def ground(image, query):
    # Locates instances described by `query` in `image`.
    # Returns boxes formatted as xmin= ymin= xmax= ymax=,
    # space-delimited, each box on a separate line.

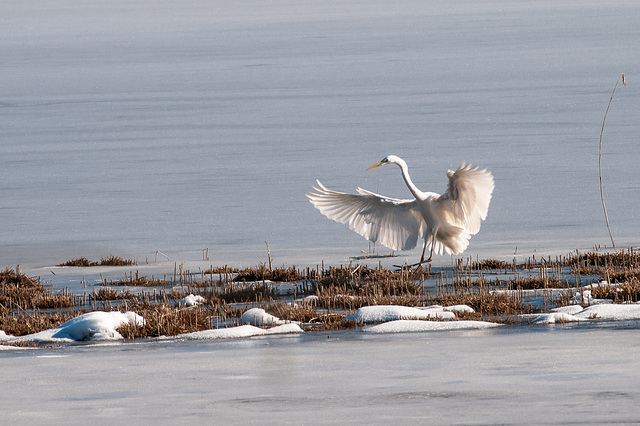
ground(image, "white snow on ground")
xmin=175 ymin=323 xmax=303 ymax=340
xmin=532 ymin=312 xmax=586 ymax=325
xmin=168 ymin=309 xmax=302 ymax=340
xmin=298 ymin=295 xmax=319 ymax=305
xmin=241 ymin=308 xmax=290 ymax=326
xmin=443 ymin=304 xmax=475 ymax=314
xmin=0 ymin=309 xmax=302 ymax=345
xmin=551 ymin=305 xmax=585 ymax=315
xmin=345 ymin=305 xmax=458 ymax=323
xmin=179 ymin=294 xmax=205 ymax=306
xmin=364 ymin=320 xmax=501 ymax=333
xmin=534 ymin=303 xmax=640 ymax=324
xmin=348 ymin=305 xmax=498 ymax=333
xmin=8 ymin=311 xmax=145 ymax=343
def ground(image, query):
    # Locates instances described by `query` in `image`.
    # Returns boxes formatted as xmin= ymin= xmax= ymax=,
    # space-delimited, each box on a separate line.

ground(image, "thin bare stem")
xmin=599 ymin=73 xmax=625 ymax=248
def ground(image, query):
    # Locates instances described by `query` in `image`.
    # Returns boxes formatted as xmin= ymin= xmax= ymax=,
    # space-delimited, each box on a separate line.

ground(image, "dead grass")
xmin=0 ymin=268 xmax=75 ymax=311
xmin=234 ymin=265 xmax=303 ymax=282
xmin=8 ymin=250 xmax=640 ymax=339
xmin=567 ymin=249 xmax=640 ymax=271
xmin=473 ymin=259 xmax=512 ymax=270
xmin=0 ymin=307 xmax=80 ymax=336
xmin=263 ymin=303 xmax=355 ymax=330
xmin=116 ymin=302 xmax=211 ymax=338
xmin=432 ymin=291 xmax=531 ymax=316
xmin=106 ymin=274 xmax=167 ymax=287
xmin=92 ymin=288 xmax=136 ymax=301
xmin=57 ymin=256 xmax=135 ymax=267
xmin=590 ymin=277 xmax=640 ymax=303
xmin=509 ymin=275 xmax=566 ymax=290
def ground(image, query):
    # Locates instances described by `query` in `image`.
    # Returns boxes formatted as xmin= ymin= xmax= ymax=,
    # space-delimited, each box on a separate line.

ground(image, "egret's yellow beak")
xmin=366 ymin=161 xmax=384 ymax=171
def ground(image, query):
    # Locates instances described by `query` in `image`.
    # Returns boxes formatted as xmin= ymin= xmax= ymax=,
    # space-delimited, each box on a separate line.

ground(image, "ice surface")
xmin=3 ymin=326 xmax=640 ymax=425
xmin=1 ymin=1 xmax=640 ymax=422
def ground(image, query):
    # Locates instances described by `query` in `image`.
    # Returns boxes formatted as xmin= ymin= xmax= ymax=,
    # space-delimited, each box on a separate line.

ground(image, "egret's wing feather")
xmin=437 ymin=163 xmax=495 ymax=235
xmin=307 ymin=180 xmax=426 ymax=251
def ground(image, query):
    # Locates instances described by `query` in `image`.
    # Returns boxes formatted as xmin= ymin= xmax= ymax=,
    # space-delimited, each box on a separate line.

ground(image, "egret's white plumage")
xmin=307 ymin=155 xmax=495 ymax=263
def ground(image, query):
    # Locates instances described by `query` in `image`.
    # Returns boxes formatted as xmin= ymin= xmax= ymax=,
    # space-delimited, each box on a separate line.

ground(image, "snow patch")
xmin=364 ymin=320 xmax=500 ymax=333
xmin=443 ymin=304 xmax=475 ymax=314
xmin=534 ymin=303 xmax=640 ymax=324
xmin=12 ymin=311 xmax=145 ymax=343
xmin=532 ymin=312 xmax=585 ymax=325
xmin=241 ymin=308 xmax=290 ymax=326
xmin=345 ymin=305 xmax=456 ymax=323
xmin=176 ymin=323 xmax=303 ymax=340
xmin=179 ymin=294 xmax=205 ymax=307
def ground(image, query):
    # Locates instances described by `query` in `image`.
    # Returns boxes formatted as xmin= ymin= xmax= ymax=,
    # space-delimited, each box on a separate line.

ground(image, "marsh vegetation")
xmin=3 ymin=248 xmax=640 ymax=340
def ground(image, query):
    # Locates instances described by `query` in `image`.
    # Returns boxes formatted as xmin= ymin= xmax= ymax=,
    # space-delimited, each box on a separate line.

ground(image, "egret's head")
xmin=366 ymin=156 xmax=389 ymax=171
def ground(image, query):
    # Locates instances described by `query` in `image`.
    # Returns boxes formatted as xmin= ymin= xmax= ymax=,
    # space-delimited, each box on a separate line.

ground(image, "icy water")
xmin=3 ymin=326 xmax=640 ymax=424
xmin=2 ymin=0 xmax=639 ymax=270
xmin=2 ymin=1 xmax=640 ymax=423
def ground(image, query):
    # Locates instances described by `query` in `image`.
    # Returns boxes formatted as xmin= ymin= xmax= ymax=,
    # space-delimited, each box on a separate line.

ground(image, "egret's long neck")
xmin=396 ymin=159 xmax=423 ymax=199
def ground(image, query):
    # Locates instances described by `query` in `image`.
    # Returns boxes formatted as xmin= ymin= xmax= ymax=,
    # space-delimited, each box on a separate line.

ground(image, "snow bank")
xmin=179 ymin=294 xmax=206 ymax=307
xmin=443 ymin=304 xmax=475 ymax=314
xmin=172 ymin=309 xmax=302 ymax=340
xmin=0 ymin=330 xmax=13 ymax=341
xmin=577 ymin=304 xmax=640 ymax=320
xmin=345 ymin=305 xmax=457 ymax=323
xmin=13 ymin=311 xmax=145 ymax=343
xmin=534 ymin=303 xmax=640 ymax=324
xmin=551 ymin=305 xmax=585 ymax=315
xmin=532 ymin=312 xmax=586 ymax=325
xmin=364 ymin=320 xmax=500 ymax=333
xmin=176 ymin=323 xmax=303 ymax=340
xmin=241 ymin=308 xmax=290 ymax=326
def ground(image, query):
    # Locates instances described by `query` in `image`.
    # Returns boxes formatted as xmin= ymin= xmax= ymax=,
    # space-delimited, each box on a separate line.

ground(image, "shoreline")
xmin=3 ymin=247 xmax=640 ymax=345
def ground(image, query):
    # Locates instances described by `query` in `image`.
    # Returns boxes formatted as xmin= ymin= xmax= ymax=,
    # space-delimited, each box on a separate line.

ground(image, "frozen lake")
xmin=3 ymin=325 xmax=640 ymax=424
xmin=2 ymin=1 xmax=640 ymax=423
xmin=2 ymin=0 xmax=639 ymax=270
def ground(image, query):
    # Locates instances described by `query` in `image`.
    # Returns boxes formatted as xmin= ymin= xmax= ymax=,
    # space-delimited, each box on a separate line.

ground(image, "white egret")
xmin=307 ymin=155 xmax=494 ymax=265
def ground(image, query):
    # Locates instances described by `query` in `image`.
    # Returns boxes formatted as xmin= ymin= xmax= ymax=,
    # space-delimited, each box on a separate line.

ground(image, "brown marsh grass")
xmin=115 ymin=302 xmax=211 ymax=338
xmin=0 ymin=305 xmax=80 ymax=337
xmin=264 ymin=302 xmax=355 ymax=330
xmin=0 ymin=268 xmax=75 ymax=311
xmin=432 ymin=291 xmax=531 ymax=317
xmin=92 ymin=288 xmax=136 ymax=301
xmin=233 ymin=265 xmax=304 ymax=282
xmin=566 ymin=249 xmax=640 ymax=271
xmin=589 ymin=277 xmax=640 ymax=303
xmin=57 ymin=256 xmax=136 ymax=267
xmin=6 ymin=249 xmax=640 ymax=339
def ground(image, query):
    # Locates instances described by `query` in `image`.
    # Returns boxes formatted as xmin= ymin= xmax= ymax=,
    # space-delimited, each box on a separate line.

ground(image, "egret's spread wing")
xmin=437 ymin=163 xmax=495 ymax=235
xmin=307 ymin=180 xmax=426 ymax=251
